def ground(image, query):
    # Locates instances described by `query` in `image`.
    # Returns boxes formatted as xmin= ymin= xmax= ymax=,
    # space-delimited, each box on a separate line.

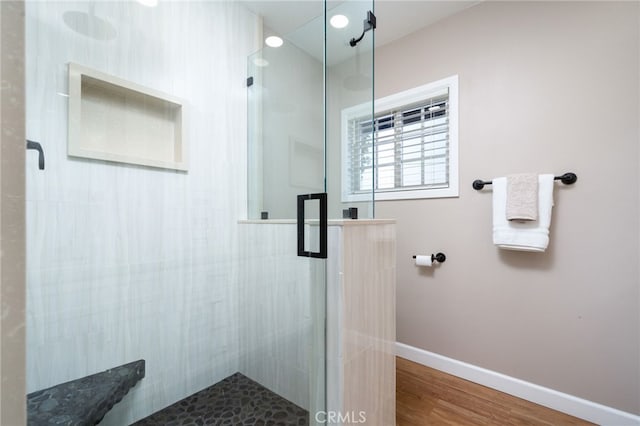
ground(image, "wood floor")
xmin=396 ymin=357 xmax=594 ymax=425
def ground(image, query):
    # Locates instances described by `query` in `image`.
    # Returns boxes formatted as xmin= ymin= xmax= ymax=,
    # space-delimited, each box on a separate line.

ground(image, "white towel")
xmin=506 ymin=173 xmax=538 ymax=221
xmin=492 ymin=174 xmax=554 ymax=252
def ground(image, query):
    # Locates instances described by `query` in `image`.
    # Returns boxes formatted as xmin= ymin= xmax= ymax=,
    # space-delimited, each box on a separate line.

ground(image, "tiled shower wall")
xmin=237 ymin=222 xmax=324 ymax=418
xmin=25 ymin=2 xmax=258 ymax=424
xmin=326 ymin=221 xmax=396 ymax=426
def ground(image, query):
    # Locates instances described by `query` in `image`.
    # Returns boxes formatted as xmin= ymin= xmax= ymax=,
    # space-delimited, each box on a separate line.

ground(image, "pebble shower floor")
xmin=132 ymin=373 xmax=308 ymax=425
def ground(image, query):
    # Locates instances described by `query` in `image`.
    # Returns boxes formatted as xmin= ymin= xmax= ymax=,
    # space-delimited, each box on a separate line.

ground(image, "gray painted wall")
xmin=375 ymin=1 xmax=640 ymax=414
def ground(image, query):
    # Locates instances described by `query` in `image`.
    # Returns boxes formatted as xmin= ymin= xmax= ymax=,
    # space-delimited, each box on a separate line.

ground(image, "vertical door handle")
xmin=297 ymin=193 xmax=327 ymax=259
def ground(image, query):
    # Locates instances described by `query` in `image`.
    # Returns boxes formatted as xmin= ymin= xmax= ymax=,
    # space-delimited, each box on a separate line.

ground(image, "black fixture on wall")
xmin=349 ymin=11 xmax=376 ymax=47
xmin=26 ymin=140 xmax=45 ymax=170
xmin=472 ymin=172 xmax=577 ymax=190
xmin=412 ymin=253 xmax=446 ymax=264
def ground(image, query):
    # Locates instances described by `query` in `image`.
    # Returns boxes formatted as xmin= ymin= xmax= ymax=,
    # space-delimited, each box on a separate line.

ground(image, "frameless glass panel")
xmin=325 ymin=0 xmax=375 ymax=219
xmin=323 ymin=1 xmax=375 ymax=421
xmin=247 ymin=26 xmax=324 ymax=220
xmin=245 ymin=2 xmax=326 ymax=425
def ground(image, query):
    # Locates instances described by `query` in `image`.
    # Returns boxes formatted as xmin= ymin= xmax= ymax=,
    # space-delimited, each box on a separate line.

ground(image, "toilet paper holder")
xmin=412 ymin=252 xmax=446 ymax=263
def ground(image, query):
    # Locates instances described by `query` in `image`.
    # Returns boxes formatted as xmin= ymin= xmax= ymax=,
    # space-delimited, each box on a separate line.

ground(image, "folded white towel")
xmin=493 ymin=174 xmax=555 ymax=252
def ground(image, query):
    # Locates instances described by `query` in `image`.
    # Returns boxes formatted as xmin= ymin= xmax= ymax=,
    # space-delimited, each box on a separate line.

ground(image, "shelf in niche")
xmin=68 ymin=63 xmax=187 ymax=171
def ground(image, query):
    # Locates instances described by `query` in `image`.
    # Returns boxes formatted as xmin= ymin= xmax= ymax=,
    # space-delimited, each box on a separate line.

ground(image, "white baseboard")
xmin=396 ymin=342 xmax=640 ymax=426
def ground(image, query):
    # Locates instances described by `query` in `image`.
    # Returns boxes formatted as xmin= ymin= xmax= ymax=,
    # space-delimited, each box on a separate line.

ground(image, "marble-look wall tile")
xmin=326 ymin=221 xmax=396 ymax=426
xmin=326 ymin=225 xmax=344 ymax=420
xmin=1 ymin=1 xmax=27 ymax=425
xmin=237 ymin=222 xmax=325 ymax=414
xmin=25 ymin=2 xmax=258 ymax=424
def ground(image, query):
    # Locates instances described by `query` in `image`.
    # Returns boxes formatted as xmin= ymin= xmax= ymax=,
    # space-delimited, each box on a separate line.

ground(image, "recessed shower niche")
xmin=68 ymin=63 xmax=187 ymax=171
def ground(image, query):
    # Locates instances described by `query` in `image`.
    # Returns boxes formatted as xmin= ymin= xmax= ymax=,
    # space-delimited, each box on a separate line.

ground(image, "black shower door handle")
xmin=297 ymin=193 xmax=327 ymax=259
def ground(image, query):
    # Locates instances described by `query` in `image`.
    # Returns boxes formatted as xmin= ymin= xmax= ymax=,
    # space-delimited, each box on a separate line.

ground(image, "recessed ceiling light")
xmin=253 ymin=58 xmax=269 ymax=67
xmin=330 ymin=14 xmax=349 ymax=29
xmin=265 ymin=36 xmax=283 ymax=48
xmin=136 ymin=0 xmax=158 ymax=7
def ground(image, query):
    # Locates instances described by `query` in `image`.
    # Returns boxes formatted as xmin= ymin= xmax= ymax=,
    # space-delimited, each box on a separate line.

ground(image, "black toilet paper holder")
xmin=412 ymin=252 xmax=446 ymax=263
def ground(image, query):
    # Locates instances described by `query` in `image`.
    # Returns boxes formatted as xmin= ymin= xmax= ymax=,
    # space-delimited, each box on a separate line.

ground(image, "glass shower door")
xmin=243 ymin=2 xmax=327 ymax=424
xmin=244 ymin=0 xmax=374 ymax=424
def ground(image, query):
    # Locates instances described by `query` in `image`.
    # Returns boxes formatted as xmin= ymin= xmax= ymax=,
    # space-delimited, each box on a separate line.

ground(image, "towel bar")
xmin=472 ymin=172 xmax=577 ymax=190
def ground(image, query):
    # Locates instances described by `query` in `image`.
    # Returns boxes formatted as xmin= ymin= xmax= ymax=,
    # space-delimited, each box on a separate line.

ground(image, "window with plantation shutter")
xmin=341 ymin=75 xmax=458 ymax=201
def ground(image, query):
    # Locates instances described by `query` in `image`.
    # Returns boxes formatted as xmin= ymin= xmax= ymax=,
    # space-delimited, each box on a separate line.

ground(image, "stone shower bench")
xmin=27 ymin=360 xmax=145 ymax=425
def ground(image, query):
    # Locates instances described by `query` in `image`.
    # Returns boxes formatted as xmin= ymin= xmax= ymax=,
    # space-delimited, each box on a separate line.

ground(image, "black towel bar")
xmin=472 ymin=172 xmax=577 ymax=190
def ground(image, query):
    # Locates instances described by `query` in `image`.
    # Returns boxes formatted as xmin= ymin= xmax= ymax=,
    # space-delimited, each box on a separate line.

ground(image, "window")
xmin=341 ymin=75 xmax=458 ymax=201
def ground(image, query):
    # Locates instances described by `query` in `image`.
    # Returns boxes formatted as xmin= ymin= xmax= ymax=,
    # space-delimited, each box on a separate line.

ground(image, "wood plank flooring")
xmin=396 ymin=357 xmax=594 ymax=425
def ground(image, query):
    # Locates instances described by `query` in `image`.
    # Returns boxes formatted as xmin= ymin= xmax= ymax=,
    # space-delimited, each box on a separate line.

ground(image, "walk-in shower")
xmin=25 ymin=0 xmax=378 ymax=424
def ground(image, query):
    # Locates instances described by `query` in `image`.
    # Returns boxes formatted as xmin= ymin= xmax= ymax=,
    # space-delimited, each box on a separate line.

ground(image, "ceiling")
xmin=241 ymin=1 xmax=480 ymax=65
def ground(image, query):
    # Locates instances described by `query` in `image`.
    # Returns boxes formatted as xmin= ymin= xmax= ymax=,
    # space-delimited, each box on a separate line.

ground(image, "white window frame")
xmin=341 ymin=75 xmax=459 ymax=202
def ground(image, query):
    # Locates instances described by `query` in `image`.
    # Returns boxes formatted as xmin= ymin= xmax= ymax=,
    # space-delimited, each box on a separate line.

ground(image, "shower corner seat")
xmin=27 ymin=359 xmax=145 ymax=425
